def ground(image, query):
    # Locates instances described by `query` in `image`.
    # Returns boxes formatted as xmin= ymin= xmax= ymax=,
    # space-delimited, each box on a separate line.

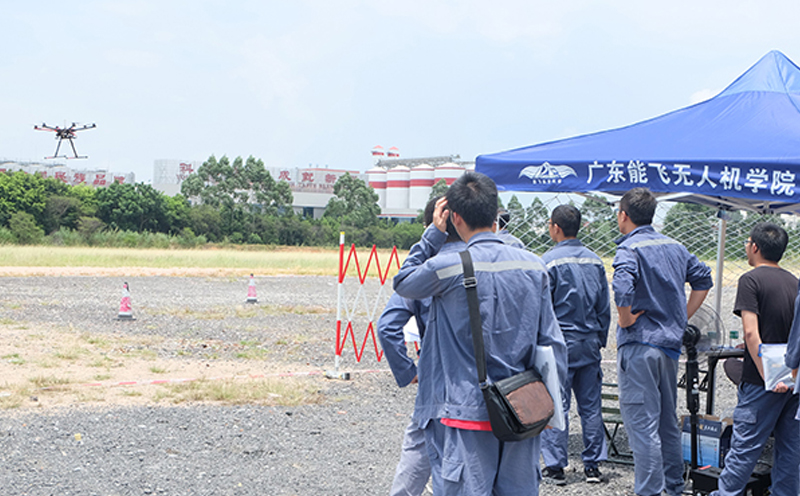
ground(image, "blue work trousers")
xmin=618 ymin=344 xmax=684 ymax=496
xmin=390 ymin=418 xmax=431 ymax=496
xmin=540 ymin=351 xmax=607 ymax=470
xmin=423 ymin=420 xmax=541 ymax=496
xmin=712 ymin=382 xmax=799 ymax=496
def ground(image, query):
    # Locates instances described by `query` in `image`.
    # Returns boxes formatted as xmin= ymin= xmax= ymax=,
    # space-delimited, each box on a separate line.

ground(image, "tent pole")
xmin=713 ymin=212 xmax=728 ymax=343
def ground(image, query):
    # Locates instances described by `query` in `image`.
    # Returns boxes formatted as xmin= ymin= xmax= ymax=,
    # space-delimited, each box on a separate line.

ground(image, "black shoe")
xmin=584 ymin=467 xmax=606 ymax=483
xmin=542 ymin=467 xmax=567 ymax=486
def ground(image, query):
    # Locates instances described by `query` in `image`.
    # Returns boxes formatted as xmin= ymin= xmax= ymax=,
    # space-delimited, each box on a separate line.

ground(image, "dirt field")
xmin=0 ymin=270 xmax=748 ymax=495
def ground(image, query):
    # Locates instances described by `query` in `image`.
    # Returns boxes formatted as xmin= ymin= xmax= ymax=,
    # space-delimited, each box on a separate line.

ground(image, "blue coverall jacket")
xmin=394 ymin=225 xmax=567 ymax=426
xmin=378 ymin=241 xmax=466 ymax=388
xmin=613 ymin=225 xmax=713 ymax=351
xmin=542 ymin=238 xmax=610 ymax=350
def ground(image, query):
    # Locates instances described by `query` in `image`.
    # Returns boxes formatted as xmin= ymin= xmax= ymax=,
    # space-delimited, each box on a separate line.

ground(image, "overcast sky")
xmin=2 ymin=1 xmax=800 ymax=183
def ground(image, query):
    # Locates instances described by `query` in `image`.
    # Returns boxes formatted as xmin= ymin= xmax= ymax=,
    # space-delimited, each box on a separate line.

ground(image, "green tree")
xmin=525 ymin=197 xmax=551 ymax=253
xmin=662 ymin=202 xmax=717 ymax=259
xmin=579 ymin=195 xmax=617 ymax=257
xmin=428 ymin=179 xmax=449 ymax=201
xmin=181 ymin=155 xmax=292 ymax=214
xmin=324 ymin=173 xmax=381 ymax=229
xmin=96 ymin=183 xmax=170 ymax=233
xmin=0 ymin=171 xmax=48 ymax=228
xmin=9 ymin=211 xmax=44 ymax=244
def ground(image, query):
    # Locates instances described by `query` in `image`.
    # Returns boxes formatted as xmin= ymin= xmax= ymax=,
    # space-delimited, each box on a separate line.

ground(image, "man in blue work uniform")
xmin=540 ymin=204 xmax=610 ymax=485
xmin=711 ymin=223 xmax=799 ymax=496
xmin=495 ymin=208 xmax=525 ymax=249
xmin=612 ymin=188 xmax=712 ymax=496
xmin=394 ymin=172 xmax=567 ymax=496
xmin=378 ymin=196 xmax=465 ymax=496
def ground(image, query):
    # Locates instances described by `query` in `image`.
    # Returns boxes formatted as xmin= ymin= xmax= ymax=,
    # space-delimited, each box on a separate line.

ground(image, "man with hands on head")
xmin=378 ymin=196 xmax=465 ymax=496
xmin=393 ymin=172 xmax=567 ymax=496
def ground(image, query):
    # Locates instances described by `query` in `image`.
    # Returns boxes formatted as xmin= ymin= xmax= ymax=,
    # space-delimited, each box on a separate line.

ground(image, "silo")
xmin=387 ymin=146 xmax=400 ymax=158
xmin=371 ymin=145 xmax=385 ymax=165
xmin=385 ymin=165 xmax=410 ymax=211
xmin=434 ymin=162 xmax=465 ymax=186
xmin=409 ymin=163 xmax=435 ymax=210
xmin=367 ymin=166 xmax=387 ymax=210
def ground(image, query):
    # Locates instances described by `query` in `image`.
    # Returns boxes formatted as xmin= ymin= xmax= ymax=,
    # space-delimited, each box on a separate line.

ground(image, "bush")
xmin=48 ymin=227 xmax=84 ymax=246
xmin=247 ymin=233 xmax=263 ymax=244
xmin=9 ymin=211 xmax=44 ymax=244
xmin=0 ymin=227 xmax=15 ymax=245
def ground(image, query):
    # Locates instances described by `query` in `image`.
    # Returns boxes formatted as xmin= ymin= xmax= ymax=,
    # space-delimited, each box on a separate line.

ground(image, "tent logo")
xmin=519 ymin=162 xmax=577 ymax=184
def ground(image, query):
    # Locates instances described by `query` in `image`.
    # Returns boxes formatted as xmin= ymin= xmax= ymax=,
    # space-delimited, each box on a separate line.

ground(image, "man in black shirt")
xmin=711 ymin=223 xmax=800 ymax=496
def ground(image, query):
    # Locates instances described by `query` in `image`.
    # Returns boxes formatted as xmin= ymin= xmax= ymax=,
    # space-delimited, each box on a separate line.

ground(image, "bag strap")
xmin=459 ymin=250 xmax=488 ymax=385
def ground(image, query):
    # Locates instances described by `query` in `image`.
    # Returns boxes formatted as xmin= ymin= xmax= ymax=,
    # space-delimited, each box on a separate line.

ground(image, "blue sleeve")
xmin=377 ymin=293 xmax=418 ymax=387
xmin=785 ymin=282 xmax=800 ymax=370
xmin=685 ymin=253 xmax=713 ymax=291
xmin=612 ymin=246 xmax=637 ymax=308
xmin=596 ymin=265 xmax=611 ymax=347
xmin=393 ymin=225 xmax=447 ymax=300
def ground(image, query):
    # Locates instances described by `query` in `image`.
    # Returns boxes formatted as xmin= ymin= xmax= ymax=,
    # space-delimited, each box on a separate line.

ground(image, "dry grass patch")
xmin=153 ymin=377 xmax=322 ymax=406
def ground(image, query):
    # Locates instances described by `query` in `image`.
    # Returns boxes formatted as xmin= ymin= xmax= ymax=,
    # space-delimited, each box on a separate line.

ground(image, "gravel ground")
xmin=0 ymin=275 xmax=749 ymax=495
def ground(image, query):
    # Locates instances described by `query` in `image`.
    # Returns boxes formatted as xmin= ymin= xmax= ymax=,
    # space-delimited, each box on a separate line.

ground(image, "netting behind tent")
xmin=502 ymin=192 xmax=800 ymax=339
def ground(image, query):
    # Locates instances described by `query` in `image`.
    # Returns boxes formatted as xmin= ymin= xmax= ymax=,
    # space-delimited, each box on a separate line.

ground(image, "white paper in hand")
xmin=760 ymin=343 xmax=795 ymax=391
xmin=536 ymin=345 xmax=565 ymax=431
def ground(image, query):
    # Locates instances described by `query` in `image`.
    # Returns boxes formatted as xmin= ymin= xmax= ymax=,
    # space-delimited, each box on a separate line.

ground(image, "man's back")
xmin=613 ymin=225 xmax=712 ymax=350
xmin=542 ymin=239 xmax=609 ymax=342
xmin=394 ymin=227 xmax=564 ymax=424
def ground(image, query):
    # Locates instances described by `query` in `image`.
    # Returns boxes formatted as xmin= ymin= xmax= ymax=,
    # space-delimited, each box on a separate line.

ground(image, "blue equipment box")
xmin=681 ymin=415 xmax=733 ymax=468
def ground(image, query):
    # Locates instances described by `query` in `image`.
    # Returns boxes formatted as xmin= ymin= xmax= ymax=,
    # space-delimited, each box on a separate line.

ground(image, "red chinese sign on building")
xmin=177 ymin=162 xmax=194 ymax=182
xmin=93 ymin=174 xmax=107 ymax=187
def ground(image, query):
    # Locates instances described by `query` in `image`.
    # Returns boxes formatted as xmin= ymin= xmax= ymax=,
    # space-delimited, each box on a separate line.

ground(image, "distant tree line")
xmin=0 ymin=155 xmax=426 ymax=249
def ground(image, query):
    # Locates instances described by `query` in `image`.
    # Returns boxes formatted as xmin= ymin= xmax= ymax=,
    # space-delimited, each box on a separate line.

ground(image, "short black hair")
xmin=445 ymin=172 xmax=497 ymax=230
xmin=551 ymin=205 xmax=581 ymax=237
xmin=497 ymin=209 xmax=511 ymax=230
xmin=620 ymin=187 xmax=656 ymax=226
xmin=750 ymin=222 xmax=788 ymax=262
xmin=424 ymin=195 xmax=461 ymax=243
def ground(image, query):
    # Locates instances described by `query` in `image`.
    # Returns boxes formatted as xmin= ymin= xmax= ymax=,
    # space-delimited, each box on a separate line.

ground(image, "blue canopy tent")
xmin=475 ymin=50 xmax=800 ymax=323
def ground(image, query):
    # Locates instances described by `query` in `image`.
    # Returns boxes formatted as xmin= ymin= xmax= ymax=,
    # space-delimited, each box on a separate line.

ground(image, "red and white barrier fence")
xmin=333 ymin=232 xmax=400 ymax=373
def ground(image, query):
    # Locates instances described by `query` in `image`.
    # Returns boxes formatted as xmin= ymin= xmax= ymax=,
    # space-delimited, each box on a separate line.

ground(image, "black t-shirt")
xmin=733 ymin=266 xmax=798 ymax=386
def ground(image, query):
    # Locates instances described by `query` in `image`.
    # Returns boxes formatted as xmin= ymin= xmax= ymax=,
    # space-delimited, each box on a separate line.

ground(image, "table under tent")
xmin=476 ymin=49 xmax=800 ymax=343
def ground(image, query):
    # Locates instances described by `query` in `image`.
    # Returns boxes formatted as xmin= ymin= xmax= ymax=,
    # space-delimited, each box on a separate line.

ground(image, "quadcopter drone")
xmin=34 ymin=122 xmax=96 ymax=159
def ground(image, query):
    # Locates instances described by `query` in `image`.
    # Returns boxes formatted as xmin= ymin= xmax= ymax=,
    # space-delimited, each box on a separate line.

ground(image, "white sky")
xmin=3 ymin=1 xmax=800 ymax=183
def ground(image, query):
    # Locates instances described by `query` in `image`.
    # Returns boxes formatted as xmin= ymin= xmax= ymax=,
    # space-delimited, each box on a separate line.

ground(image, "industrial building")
xmin=0 ymin=160 xmax=135 ymax=186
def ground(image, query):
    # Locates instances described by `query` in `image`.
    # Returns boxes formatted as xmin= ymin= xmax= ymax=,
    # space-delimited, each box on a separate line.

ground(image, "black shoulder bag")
xmin=460 ymin=250 xmax=554 ymax=442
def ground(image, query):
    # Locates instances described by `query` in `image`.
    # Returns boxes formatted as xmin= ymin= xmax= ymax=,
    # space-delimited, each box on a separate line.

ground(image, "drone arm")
xmin=686 ymin=289 xmax=709 ymax=320
xmin=740 ymin=310 xmax=764 ymax=379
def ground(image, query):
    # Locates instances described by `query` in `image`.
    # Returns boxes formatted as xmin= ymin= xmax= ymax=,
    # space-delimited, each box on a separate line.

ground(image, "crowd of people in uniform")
xmin=377 ymin=171 xmax=800 ymax=496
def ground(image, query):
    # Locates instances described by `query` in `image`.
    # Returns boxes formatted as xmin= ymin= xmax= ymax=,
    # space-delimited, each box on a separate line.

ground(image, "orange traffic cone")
xmin=246 ymin=274 xmax=257 ymax=304
xmin=116 ymin=282 xmax=136 ymax=320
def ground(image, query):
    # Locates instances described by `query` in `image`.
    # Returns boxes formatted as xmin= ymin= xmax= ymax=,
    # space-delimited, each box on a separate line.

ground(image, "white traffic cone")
xmin=246 ymin=274 xmax=257 ymax=304
xmin=116 ymin=282 xmax=136 ymax=320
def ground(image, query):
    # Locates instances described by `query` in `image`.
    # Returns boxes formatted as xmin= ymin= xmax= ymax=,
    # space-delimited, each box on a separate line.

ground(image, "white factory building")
xmin=0 ymin=160 xmax=135 ymax=186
